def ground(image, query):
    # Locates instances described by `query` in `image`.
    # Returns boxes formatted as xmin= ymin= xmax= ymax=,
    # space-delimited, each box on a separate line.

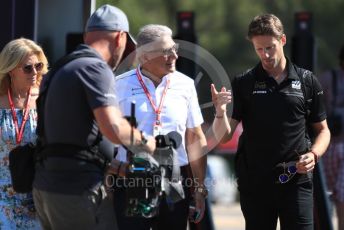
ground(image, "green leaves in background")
xmin=97 ymin=0 xmax=344 ymax=76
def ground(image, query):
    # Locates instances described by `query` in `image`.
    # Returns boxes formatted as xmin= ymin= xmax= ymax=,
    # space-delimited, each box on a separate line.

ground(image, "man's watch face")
xmin=140 ymin=133 xmax=148 ymax=145
xmin=196 ymin=186 xmax=208 ymax=198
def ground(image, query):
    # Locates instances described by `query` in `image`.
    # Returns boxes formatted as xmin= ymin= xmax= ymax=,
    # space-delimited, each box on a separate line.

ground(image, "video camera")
xmin=123 ymin=102 xmax=184 ymax=218
xmin=125 ymin=131 xmax=184 ymax=218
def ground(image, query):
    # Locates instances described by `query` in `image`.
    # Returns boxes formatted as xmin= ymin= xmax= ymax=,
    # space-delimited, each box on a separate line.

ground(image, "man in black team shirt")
xmin=211 ymin=13 xmax=330 ymax=230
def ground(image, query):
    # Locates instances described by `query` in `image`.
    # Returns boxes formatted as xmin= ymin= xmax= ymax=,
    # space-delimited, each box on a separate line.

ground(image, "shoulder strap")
xmin=36 ymin=51 xmax=100 ymax=145
xmin=331 ymin=69 xmax=337 ymax=112
xmin=298 ymin=68 xmax=313 ymax=119
xmin=297 ymin=67 xmax=315 ymax=143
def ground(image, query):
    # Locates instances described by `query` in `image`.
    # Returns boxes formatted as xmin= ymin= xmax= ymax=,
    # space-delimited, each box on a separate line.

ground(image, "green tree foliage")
xmin=97 ymin=0 xmax=344 ymax=76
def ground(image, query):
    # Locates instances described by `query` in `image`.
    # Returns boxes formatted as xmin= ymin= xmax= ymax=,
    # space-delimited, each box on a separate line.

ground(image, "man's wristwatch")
xmin=195 ymin=185 xmax=208 ymax=198
xmin=141 ymin=132 xmax=148 ymax=145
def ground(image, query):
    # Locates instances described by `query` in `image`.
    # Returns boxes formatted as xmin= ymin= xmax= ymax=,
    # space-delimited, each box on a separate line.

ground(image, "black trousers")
xmin=113 ymin=166 xmax=192 ymax=230
xmin=240 ymin=179 xmax=314 ymax=230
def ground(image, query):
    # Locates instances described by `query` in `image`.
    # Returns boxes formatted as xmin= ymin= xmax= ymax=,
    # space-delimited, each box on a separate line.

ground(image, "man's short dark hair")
xmin=247 ymin=14 xmax=284 ymax=40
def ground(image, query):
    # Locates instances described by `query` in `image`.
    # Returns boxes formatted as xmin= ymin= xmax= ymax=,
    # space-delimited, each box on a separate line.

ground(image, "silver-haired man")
xmin=113 ymin=24 xmax=208 ymax=230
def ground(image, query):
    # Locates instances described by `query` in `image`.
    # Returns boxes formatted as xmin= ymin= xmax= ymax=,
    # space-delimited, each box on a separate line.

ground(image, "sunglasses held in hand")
xmin=278 ymin=162 xmax=297 ymax=184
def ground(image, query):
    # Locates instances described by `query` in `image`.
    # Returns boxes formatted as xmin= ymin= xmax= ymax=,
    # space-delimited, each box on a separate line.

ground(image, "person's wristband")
xmin=133 ymin=131 xmax=147 ymax=149
xmin=139 ymin=131 xmax=148 ymax=146
xmin=215 ymin=112 xmax=226 ymax=119
xmin=310 ymin=150 xmax=319 ymax=163
xmin=194 ymin=185 xmax=208 ymax=198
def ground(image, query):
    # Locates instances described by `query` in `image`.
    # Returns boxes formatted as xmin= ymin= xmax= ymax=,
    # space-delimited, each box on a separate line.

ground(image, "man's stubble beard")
xmin=110 ymin=53 xmax=122 ymax=71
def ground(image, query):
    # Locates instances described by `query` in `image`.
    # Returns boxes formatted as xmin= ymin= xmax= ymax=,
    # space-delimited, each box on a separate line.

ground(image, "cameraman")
xmin=113 ymin=24 xmax=208 ymax=230
xmin=319 ymin=44 xmax=344 ymax=230
xmin=32 ymin=5 xmax=155 ymax=230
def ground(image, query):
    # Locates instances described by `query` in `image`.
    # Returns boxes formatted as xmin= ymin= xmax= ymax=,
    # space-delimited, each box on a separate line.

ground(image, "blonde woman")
xmin=0 ymin=38 xmax=48 ymax=229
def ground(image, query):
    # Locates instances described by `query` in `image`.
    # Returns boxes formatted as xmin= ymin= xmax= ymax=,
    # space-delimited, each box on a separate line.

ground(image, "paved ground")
xmin=211 ymin=202 xmax=339 ymax=230
xmin=211 ymin=202 xmax=245 ymax=230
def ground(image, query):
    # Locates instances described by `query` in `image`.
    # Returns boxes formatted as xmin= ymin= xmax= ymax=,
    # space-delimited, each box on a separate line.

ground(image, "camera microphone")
xmin=167 ymin=131 xmax=182 ymax=149
xmin=155 ymin=131 xmax=182 ymax=149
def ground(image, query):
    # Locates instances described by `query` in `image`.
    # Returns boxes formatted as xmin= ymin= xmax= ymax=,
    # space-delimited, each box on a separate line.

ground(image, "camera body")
xmin=125 ymin=152 xmax=161 ymax=218
xmin=125 ymin=132 xmax=183 ymax=218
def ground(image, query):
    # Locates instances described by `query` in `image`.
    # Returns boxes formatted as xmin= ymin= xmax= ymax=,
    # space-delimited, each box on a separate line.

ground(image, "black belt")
xmin=40 ymin=143 xmax=108 ymax=170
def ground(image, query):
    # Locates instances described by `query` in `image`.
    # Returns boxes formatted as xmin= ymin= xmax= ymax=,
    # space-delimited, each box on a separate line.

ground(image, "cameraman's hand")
xmin=130 ymin=134 xmax=156 ymax=155
xmin=189 ymin=192 xmax=206 ymax=223
xmin=143 ymin=136 xmax=156 ymax=154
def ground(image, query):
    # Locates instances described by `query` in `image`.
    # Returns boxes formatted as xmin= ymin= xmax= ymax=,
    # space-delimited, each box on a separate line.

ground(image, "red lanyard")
xmin=136 ymin=67 xmax=170 ymax=125
xmin=7 ymin=88 xmax=31 ymax=144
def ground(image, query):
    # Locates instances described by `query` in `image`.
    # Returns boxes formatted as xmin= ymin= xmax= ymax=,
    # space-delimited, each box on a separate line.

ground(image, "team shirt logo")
xmin=253 ymin=81 xmax=267 ymax=94
xmin=291 ymin=80 xmax=301 ymax=89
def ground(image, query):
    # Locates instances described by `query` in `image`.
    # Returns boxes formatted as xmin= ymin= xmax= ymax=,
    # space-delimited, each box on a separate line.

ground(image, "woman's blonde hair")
xmin=0 ymin=38 xmax=49 ymax=95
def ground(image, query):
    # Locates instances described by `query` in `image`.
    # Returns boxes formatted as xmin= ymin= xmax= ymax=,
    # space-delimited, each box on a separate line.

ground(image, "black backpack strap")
xmin=297 ymin=68 xmax=314 ymax=119
xmin=296 ymin=67 xmax=315 ymax=143
xmin=42 ymin=143 xmax=108 ymax=170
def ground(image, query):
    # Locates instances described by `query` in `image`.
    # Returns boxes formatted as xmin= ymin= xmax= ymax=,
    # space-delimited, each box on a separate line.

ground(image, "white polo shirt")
xmin=114 ymin=67 xmax=204 ymax=166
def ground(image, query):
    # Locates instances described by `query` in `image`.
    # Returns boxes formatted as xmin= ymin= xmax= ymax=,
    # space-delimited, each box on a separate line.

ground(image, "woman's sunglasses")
xmin=21 ymin=62 xmax=44 ymax=74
